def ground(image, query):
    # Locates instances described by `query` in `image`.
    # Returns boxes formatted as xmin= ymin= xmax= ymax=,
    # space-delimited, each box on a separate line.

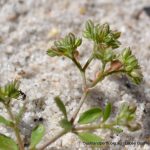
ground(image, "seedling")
xmin=0 ymin=20 xmax=143 ymax=150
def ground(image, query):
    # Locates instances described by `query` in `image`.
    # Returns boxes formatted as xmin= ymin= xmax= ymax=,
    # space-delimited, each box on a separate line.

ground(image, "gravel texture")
xmin=0 ymin=0 xmax=150 ymax=150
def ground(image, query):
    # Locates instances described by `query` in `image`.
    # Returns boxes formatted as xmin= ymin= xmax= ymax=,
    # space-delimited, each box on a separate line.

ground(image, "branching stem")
xmin=83 ymin=55 xmax=94 ymax=71
xmin=70 ymin=91 xmax=89 ymax=124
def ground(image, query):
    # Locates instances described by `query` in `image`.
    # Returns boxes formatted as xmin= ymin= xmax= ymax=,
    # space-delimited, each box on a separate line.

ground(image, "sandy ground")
xmin=0 ymin=0 xmax=150 ymax=149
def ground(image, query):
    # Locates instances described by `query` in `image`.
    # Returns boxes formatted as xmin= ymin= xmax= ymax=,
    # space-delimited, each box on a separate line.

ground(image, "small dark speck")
xmin=144 ymin=109 xmax=147 ymax=114
xmin=39 ymin=117 xmax=44 ymax=122
xmin=125 ymin=82 xmax=131 ymax=89
xmin=24 ymin=143 xmax=29 ymax=147
xmin=143 ymin=6 xmax=150 ymax=17
xmin=51 ymin=67 xmax=55 ymax=71
xmin=19 ymin=0 xmax=24 ymax=4
xmin=33 ymin=118 xmax=38 ymax=122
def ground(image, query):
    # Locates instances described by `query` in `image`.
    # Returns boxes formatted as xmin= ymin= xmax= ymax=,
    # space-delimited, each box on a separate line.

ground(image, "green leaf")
xmin=47 ymin=48 xmax=62 ymax=57
xmin=78 ymin=108 xmax=102 ymax=124
xmin=0 ymin=115 xmax=13 ymax=127
xmin=47 ymin=33 xmax=82 ymax=59
xmin=0 ymin=134 xmax=18 ymax=150
xmin=59 ymin=118 xmax=72 ymax=131
xmin=54 ymin=96 xmax=67 ymax=119
xmin=77 ymin=132 xmax=103 ymax=144
xmin=103 ymin=103 xmax=112 ymax=122
xmin=30 ymin=124 xmax=45 ymax=149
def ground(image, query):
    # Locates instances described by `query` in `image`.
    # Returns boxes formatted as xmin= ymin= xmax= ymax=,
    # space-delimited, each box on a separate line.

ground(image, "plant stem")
xmin=39 ymin=56 xmax=91 ymax=149
xmin=90 ymin=62 xmax=106 ymax=88
xmin=70 ymin=91 xmax=89 ymax=124
xmin=38 ymin=91 xmax=93 ymax=149
xmin=71 ymin=56 xmax=87 ymax=89
xmin=4 ymin=104 xmax=24 ymax=150
xmin=90 ymin=72 xmax=105 ymax=88
xmin=72 ymin=57 xmax=83 ymax=72
xmin=74 ymin=122 xmax=117 ymax=131
xmin=90 ymin=69 xmax=125 ymax=87
xmin=38 ymin=129 xmax=67 ymax=150
xmin=83 ymin=55 xmax=94 ymax=71
xmin=80 ymin=71 xmax=87 ymax=90
xmin=74 ymin=124 xmax=100 ymax=131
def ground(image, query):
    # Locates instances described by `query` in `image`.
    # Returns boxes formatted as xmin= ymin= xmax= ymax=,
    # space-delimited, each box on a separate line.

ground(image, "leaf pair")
xmin=78 ymin=103 xmax=112 ymax=124
xmin=47 ymin=33 xmax=82 ymax=58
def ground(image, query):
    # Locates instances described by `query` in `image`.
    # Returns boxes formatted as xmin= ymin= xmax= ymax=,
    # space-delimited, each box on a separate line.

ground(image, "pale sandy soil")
xmin=0 ymin=0 xmax=150 ymax=149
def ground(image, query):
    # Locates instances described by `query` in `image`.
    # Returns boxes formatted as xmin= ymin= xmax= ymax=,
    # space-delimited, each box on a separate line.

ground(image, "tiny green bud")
xmin=125 ymin=65 xmax=134 ymax=72
xmin=122 ymin=48 xmax=132 ymax=59
xmin=68 ymin=33 xmax=75 ymax=45
xmin=130 ymin=60 xmax=139 ymax=68
xmin=127 ymin=122 xmax=141 ymax=131
xmin=75 ymin=38 xmax=82 ymax=47
xmin=126 ymin=56 xmax=136 ymax=64
xmin=112 ymin=31 xmax=121 ymax=39
xmin=101 ymin=23 xmax=109 ymax=35
xmin=130 ymin=70 xmax=141 ymax=78
xmin=128 ymin=104 xmax=137 ymax=113
xmin=86 ymin=20 xmax=94 ymax=32
xmin=104 ymin=34 xmax=113 ymax=43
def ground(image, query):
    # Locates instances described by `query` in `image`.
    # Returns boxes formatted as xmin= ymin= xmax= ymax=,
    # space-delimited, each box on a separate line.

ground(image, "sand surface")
xmin=0 ymin=0 xmax=150 ymax=149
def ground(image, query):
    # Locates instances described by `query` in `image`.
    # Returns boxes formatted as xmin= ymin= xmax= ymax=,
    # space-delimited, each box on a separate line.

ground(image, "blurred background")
xmin=0 ymin=0 xmax=150 ymax=149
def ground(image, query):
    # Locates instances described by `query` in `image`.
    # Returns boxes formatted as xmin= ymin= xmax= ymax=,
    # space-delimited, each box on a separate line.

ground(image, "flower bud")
xmin=108 ymin=60 xmax=122 ymax=72
xmin=127 ymin=122 xmax=141 ymax=131
xmin=125 ymin=65 xmax=133 ymax=72
xmin=122 ymin=48 xmax=132 ymax=59
xmin=126 ymin=56 xmax=136 ymax=64
xmin=130 ymin=70 xmax=141 ymax=78
xmin=130 ymin=70 xmax=143 ymax=84
xmin=100 ymin=23 xmax=110 ymax=39
xmin=86 ymin=20 xmax=94 ymax=31
xmin=112 ymin=31 xmax=121 ymax=39
xmin=67 ymin=33 xmax=75 ymax=45
xmin=75 ymin=38 xmax=82 ymax=47
xmin=102 ymin=23 xmax=109 ymax=34
xmin=128 ymin=104 xmax=137 ymax=113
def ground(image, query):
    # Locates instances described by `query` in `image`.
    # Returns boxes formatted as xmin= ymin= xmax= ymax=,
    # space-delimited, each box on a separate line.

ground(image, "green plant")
xmin=0 ymin=20 xmax=143 ymax=150
xmin=0 ymin=81 xmax=45 ymax=150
